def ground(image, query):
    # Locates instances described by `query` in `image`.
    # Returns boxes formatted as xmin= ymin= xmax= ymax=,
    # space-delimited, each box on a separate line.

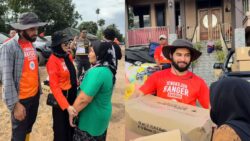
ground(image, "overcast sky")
xmin=72 ymin=0 xmax=125 ymax=36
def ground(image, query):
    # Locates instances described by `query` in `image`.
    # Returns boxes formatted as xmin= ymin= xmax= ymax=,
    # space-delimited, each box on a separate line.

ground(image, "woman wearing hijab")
xmin=69 ymin=40 xmax=114 ymax=141
xmin=210 ymin=77 xmax=250 ymax=141
xmin=46 ymin=30 xmax=77 ymax=141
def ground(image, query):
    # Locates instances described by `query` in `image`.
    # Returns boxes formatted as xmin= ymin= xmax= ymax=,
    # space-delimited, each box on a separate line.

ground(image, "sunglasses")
xmin=63 ymin=40 xmax=72 ymax=46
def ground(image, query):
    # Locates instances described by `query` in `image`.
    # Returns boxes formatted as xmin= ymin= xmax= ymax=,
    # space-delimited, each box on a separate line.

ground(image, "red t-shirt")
xmin=140 ymin=69 xmax=209 ymax=109
xmin=154 ymin=45 xmax=171 ymax=64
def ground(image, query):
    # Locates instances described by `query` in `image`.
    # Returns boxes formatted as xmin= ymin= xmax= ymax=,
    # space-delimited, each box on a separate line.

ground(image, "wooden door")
xmin=199 ymin=8 xmax=221 ymax=40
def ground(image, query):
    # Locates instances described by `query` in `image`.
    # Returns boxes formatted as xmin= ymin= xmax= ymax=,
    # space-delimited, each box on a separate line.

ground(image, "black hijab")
xmin=51 ymin=30 xmax=77 ymax=87
xmin=52 ymin=47 xmax=77 ymax=88
xmin=210 ymin=77 xmax=250 ymax=141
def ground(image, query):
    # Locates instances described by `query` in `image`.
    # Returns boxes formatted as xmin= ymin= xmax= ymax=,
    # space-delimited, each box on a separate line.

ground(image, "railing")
xmin=220 ymin=23 xmax=232 ymax=42
xmin=190 ymin=23 xmax=232 ymax=43
xmin=191 ymin=25 xmax=199 ymax=43
xmin=219 ymin=23 xmax=232 ymax=50
xmin=127 ymin=27 xmax=168 ymax=47
xmin=211 ymin=24 xmax=220 ymax=40
xmin=176 ymin=26 xmax=182 ymax=39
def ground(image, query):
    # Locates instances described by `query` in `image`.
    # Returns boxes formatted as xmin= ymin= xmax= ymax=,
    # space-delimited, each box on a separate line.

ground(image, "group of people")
xmin=0 ymin=11 xmax=249 ymax=141
xmin=0 ymin=12 xmax=122 ymax=141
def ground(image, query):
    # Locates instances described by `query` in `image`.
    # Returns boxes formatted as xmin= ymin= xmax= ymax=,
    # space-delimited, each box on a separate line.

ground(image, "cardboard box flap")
xmin=125 ymin=95 xmax=213 ymax=141
xmin=133 ymin=129 xmax=190 ymax=141
xmin=235 ymin=47 xmax=250 ymax=61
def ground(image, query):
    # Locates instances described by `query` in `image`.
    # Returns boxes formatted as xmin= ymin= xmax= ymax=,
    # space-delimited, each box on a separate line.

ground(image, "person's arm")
xmin=131 ymin=87 xmax=144 ymax=98
xmin=13 ymin=102 xmax=26 ymax=121
xmin=73 ymin=91 xmax=93 ymax=113
xmin=113 ymin=43 xmax=122 ymax=60
xmin=1 ymin=43 xmax=27 ymax=120
xmin=88 ymin=41 xmax=92 ymax=53
xmin=138 ymin=72 xmax=158 ymax=96
xmin=46 ymin=58 xmax=71 ymax=111
xmin=212 ymin=125 xmax=241 ymax=141
xmin=155 ymin=60 xmax=162 ymax=69
xmin=73 ymin=68 xmax=104 ymax=112
xmin=69 ymin=68 xmax=106 ymax=126
xmin=1 ymin=43 xmax=19 ymax=111
xmin=154 ymin=47 xmax=161 ymax=68
xmin=198 ymin=79 xmax=210 ymax=109
xmin=75 ymin=68 xmax=110 ymax=111
xmin=70 ymin=36 xmax=77 ymax=49
xmin=69 ymin=91 xmax=93 ymax=127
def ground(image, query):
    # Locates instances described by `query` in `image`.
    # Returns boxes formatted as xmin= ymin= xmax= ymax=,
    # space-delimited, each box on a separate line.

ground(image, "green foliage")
xmin=3 ymin=0 xmax=81 ymax=35
xmin=215 ymin=50 xmax=226 ymax=63
xmin=97 ymin=19 xmax=105 ymax=27
xmin=191 ymin=60 xmax=198 ymax=69
xmin=32 ymin=0 xmax=81 ymax=34
xmin=214 ymin=40 xmax=222 ymax=50
xmin=78 ymin=21 xmax=98 ymax=35
xmin=96 ymin=29 xmax=104 ymax=40
xmin=106 ymin=24 xmax=123 ymax=42
xmin=0 ymin=0 xmax=8 ymax=16
xmin=192 ymin=42 xmax=203 ymax=68
xmin=193 ymin=42 xmax=202 ymax=51
xmin=0 ymin=0 xmax=8 ymax=32
xmin=96 ymin=8 xmax=100 ymax=15
xmin=128 ymin=7 xmax=134 ymax=29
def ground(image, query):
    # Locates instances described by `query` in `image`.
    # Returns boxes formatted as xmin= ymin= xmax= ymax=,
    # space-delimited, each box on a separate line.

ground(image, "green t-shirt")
xmin=77 ymin=66 xmax=113 ymax=136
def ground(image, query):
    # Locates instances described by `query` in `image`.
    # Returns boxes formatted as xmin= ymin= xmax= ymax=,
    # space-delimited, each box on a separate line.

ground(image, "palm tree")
xmin=96 ymin=8 xmax=100 ymax=22
xmin=97 ymin=19 xmax=105 ymax=27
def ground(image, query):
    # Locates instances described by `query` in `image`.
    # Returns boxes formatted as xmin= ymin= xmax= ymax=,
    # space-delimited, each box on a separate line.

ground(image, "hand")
xmin=77 ymin=80 xmax=80 ymax=87
xmin=70 ymin=37 xmax=77 ymax=49
xmin=13 ymin=102 xmax=26 ymax=121
xmin=67 ymin=106 xmax=77 ymax=117
xmin=69 ymin=114 xmax=76 ymax=127
xmin=74 ymin=36 xmax=78 ymax=41
xmin=158 ymin=65 xmax=163 ymax=70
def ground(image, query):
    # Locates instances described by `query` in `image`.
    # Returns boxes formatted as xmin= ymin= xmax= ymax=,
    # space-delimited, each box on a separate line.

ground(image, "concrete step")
xmin=192 ymin=41 xmax=218 ymax=86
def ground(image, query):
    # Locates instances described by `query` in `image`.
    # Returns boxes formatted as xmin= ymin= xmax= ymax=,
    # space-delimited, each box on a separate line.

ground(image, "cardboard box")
xmin=235 ymin=47 xmax=250 ymax=61
xmin=213 ymin=69 xmax=222 ymax=77
xmin=235 ymin=60 xmax=250 ymax=71
xmin=126 ymin=128 xmax=143 ymax=141
xmin=133 ymin=129 xmax=190 ymax=141
xmin=125 ymin=95 xmax=213 ymax=141
xmin=231 ymin=63 xmax=238 ymax=72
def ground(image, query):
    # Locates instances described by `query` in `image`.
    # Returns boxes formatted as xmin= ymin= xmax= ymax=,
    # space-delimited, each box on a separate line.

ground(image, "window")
xmin=196 ymin=0 xmax=222 ymax=9
xmin=133 ymin=5 xmax=150 ymax=28
xmin=143 ymin=15 xmax=150 ymax=27
xmin=134 ymin=16 xmax=140 ymax=28
xmin=155 ymin=4 xmax=165 ymax=26
xmin=243 ymin=0 xmax=249 ymax=13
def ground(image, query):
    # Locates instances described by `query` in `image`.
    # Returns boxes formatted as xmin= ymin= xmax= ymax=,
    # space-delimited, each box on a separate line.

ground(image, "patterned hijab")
xmin=91 ymin=40 xmax=116 ymax=75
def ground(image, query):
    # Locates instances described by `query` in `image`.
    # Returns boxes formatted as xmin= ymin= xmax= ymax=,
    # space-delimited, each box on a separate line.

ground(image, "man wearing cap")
xmin=154 ymin=34 xmax=171 ymax=69
xmin=139 ymin=39 xmax=209 ymax=109
xmin=71 ymin=28 xmax=91 ymax=79
xmin=0 ymin=12 xmax=46 ymax=141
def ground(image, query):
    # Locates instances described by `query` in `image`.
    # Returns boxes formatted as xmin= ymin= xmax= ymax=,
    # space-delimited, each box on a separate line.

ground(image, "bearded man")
xmin=0 ymin=12 xmax=46 ymax=141
xmin=139 ymin=39 xmax=209 ymax=109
